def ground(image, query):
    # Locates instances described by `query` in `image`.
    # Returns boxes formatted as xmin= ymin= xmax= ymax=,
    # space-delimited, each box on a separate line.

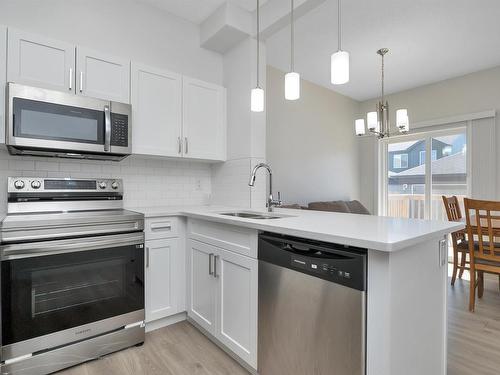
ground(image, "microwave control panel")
xmin=111 ymin=113 xmax=129 ymax=147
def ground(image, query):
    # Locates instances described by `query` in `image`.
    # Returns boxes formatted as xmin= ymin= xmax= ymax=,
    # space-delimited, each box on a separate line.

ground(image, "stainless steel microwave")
xmin=6 ymin=83 xmax=132 ymax=161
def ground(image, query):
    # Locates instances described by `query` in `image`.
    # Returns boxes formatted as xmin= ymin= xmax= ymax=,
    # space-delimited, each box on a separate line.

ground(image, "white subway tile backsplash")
xmin=0 ymin=149 xmax=212 ymax=211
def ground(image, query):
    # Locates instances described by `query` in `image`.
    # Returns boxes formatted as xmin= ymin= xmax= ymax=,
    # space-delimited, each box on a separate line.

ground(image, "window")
xmin=419 ymin=150 xmax=437 ymax=165
xmin=382 ymin=129 xmax=468 ymax=220
xmin=393 ymin=154 xmax=408 ymax=169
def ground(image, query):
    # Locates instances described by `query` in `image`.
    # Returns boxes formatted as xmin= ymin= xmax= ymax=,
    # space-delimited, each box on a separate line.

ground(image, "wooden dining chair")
xmin=442 ymin=196 xmax=469 ymax=285
xmin=464 ymin=198 xmax=500 ymax=312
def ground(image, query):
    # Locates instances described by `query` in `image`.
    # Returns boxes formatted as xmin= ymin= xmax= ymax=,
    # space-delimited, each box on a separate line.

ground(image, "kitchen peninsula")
xmin=131 ymin=205 xmax=464 ymax=375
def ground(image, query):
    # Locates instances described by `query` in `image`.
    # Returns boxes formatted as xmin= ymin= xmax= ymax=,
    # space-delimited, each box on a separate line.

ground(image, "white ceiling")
xmin=266 ymin=0 xmax=500 ymax=101
xmin=137 ymin=0 xmax=267 ymax=24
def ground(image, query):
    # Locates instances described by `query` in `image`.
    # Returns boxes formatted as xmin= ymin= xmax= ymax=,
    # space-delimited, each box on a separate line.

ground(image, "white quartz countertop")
xmin=127 ymin=205 xmax=464 ymax=252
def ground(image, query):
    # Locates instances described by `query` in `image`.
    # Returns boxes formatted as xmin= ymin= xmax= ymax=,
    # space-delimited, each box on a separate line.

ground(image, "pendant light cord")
xmin=256 ymin=0 xmax=260 ymax=87
xmin=290 ymin=0 xmax=294 ymax=72
xmin=338 ymin=0 xmax=342 ymax=51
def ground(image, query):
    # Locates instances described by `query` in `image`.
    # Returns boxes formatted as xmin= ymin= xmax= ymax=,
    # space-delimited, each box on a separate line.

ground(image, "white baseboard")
xmin=145 ymin=312 xmax=187 ymax=333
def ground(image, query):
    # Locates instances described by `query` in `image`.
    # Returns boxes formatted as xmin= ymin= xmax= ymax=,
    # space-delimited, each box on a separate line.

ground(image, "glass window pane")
xmin=387 ymin=140 xmax=426 ymax=219
xmin=431 ymin=133 xmax=467 ymax=220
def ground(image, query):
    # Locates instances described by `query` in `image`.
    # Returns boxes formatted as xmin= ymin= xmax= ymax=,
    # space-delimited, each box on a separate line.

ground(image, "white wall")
xmin=211 ymin=37 xmax=267 ymax=209
xmin=266 ymin=66 xmax=361 ymax=206
xmin=0 ymin=0 xmax=223 ymax=85
xmin=359 ymin=65 xmax=500 ymax=213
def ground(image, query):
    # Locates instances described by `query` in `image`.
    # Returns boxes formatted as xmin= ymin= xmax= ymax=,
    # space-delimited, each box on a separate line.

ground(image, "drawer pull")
xmin=150 ymin=223 xmax=172 ymax=231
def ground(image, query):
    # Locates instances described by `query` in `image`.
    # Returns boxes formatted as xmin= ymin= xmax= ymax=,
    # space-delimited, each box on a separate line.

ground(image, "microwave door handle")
xmin=104 ymin=104 xmax=111 ymax=152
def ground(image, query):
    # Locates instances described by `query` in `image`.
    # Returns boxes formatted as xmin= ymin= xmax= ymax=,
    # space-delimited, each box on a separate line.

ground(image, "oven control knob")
xmin=31 ymin=180 xmax=41 ymax=189
xmin=111 ymin=181 xmax=119 ymax=190
xmin=98 ymin=181 xmax=107 ymax=189
xmin=14 ymin=180 xmax=25 ymax=190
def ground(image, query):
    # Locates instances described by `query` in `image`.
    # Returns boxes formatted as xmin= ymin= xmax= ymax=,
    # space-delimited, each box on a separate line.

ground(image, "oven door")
xmin=7 ymin=83 xmax=109 ymax=154
xmin=1 ymin=232 xmax=145 ymax=361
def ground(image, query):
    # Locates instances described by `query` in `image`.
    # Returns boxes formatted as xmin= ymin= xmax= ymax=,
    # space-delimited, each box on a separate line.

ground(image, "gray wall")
xmin=266 ymin=66 xmax=361 ymax=206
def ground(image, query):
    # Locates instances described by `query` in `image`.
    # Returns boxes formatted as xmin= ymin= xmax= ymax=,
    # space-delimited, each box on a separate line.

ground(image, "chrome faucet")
xmin=248 ymin=163 xmax=282 ymax=212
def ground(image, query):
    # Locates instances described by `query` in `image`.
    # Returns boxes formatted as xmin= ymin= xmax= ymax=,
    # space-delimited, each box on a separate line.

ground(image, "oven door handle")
xmin=1 ymin=232 xmax=144 ymax=260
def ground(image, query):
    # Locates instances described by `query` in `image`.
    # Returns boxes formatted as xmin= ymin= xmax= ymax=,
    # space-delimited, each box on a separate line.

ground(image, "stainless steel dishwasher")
xmin=258 ymin=232 xmax=367 ymax=375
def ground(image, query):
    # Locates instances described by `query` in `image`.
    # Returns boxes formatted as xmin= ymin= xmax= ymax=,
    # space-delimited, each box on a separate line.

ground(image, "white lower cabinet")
xmin=145 ymin=237 xmax=184 ymax=322
xmin=188 ymin=239 xmax=218 ymax=334
xmin=187 ymin=238 xmax=258 ymax=369
xmin=216 ymin=247 xmax=258 ymax=368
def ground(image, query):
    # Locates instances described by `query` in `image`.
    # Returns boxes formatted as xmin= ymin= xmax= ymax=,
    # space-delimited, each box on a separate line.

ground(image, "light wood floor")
xmin=58 ymin=321 xmax=249 ymax=375
xmin=448 ymin=273 xmax=500 ymax=375
xmin=58 ymin=276 xmax=500 ymax=375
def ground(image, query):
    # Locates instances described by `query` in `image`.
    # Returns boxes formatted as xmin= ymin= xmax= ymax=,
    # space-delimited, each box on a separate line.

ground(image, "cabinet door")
xmin=182 ymin=77 xmax=226 ymax=161
xmin=7 ymin=28 xmax=75 ymax=92
xmin=0 ymin=25 xmax=7 ymax=144
xmin=187 ymin=239 xmax=218 ymax=335
xmin=145 ymin=238 xmax=182 ymax=322
xmin=131 ymin=63 xmax=182 ymax=157
xmin=216 ymin=248 xmax=258 ymax=369
xmin=76 ymin=47 xmax=130 ymax=103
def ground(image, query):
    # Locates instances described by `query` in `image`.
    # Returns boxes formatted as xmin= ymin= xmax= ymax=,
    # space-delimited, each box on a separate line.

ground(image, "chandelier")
xmin=355 ymin=48 xmax=409 ymax=138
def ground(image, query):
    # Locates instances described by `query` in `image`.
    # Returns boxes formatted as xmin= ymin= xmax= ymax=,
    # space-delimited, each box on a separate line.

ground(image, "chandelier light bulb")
xmin=367 ymin=111 xmax=378 ymax=132
xmin=396 ymin=109 xmax=409 ymax=132
xmin=355 ymin=119 xmax=366 ymax=136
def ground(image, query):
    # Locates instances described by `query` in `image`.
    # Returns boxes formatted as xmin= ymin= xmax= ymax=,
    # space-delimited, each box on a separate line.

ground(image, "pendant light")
xmin=251 ymin=0 xmax=264 ymax=112
xmin=331 ymin=0 xmax=349 ymax=85
xmin=285 ymin=0 xmax=300 ymax=100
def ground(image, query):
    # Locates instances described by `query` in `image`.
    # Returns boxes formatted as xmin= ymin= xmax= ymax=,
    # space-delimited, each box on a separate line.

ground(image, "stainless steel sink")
xmin=219 ymin=211 xmax=284 ymax=220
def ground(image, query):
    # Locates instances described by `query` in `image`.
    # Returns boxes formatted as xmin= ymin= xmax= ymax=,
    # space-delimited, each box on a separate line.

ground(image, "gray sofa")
xmin=281 ymin=200 xmax=370 ymax=215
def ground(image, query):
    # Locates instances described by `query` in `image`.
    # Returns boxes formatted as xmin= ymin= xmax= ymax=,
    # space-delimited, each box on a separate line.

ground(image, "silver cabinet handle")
xmin=178 ymin=137 xmax=182 ymax=154
xmin=146 ymin=247 xmax=150 ymax=268
xmin=150 ymin=222 xmax=171 ymax=231
xmin=184 ymin=137 xmax=188 ymax=154
xmin=79 ymin=71 xmax=84 ymax=93
xmin=439 ymin=238 xmax=447 ymax=267
xmin=69 ymin=68 xmax=73 ymax=91
xmin=209 ymin=253 xmax=214 ymax=275
xmin=213 ymin=255 xmax=219 ymax=278
xmin=104 ymin=105 xmax=111 ymax=152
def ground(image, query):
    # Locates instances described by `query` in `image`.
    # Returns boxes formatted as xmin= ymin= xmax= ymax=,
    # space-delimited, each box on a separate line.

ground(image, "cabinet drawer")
xmin=187 ymin=219 xmax=257 ymax=258
xmin=145 ymin=217 xmax=179 ymax=240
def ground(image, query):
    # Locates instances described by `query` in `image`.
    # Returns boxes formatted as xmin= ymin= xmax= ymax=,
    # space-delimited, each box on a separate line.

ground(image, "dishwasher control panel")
xmin=259 ymin=232 xmax=367 ymax=291
xmin=291 ymin=255 xmax=353 ymax=281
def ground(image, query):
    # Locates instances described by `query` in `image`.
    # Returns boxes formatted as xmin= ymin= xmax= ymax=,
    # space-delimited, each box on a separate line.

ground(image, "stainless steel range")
xmin=0 ymin=177 xmax=145 ymax=375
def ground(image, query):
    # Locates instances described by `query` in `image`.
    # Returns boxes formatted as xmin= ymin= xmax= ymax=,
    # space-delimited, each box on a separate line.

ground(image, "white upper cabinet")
xmin=7 ymin=29 xmax=75 ymax=93
xmin=182 ymin=77 xmax=226 ymax=161
xmin=4 ymin=27 xmax=227 ymax=160
xmin=0 ymin=26 xmax=7 ymax=144
xmin=76 ymin=47 xmax=130 ymax=103
xmin=131 ymin=63 xmax=182 ymax=157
